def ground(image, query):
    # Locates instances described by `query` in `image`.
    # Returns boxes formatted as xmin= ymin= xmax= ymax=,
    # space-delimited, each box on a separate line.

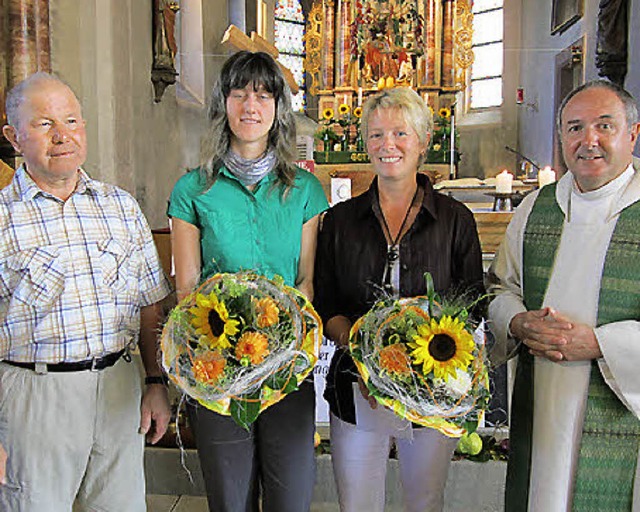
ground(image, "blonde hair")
xmin=361 ymin=87 xmax=434 ymax=164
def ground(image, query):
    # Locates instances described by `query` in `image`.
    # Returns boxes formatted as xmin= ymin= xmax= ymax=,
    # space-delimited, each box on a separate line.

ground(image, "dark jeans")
xmin=187 ymin=380 xmax=316 ymax=512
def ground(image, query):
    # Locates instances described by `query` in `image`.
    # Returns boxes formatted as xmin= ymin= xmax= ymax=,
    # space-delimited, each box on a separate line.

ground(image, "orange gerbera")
xmin=193 ymin=351 xmax=226 ymax=385
xmin=236 ymin=331 xmax=270 ymax=365
xmin=255 ymin=297 xmax=280 ymax=328
xmin=379 ymin=343 xmax=412 ymax=377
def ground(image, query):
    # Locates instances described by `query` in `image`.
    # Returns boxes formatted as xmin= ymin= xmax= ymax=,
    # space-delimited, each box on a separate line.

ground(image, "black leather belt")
xmin=2 ymin=349 xmax=125 ymax=372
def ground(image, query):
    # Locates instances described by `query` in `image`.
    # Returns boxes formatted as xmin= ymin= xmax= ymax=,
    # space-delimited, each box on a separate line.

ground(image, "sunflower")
xmin=353 ymin=106 xmax=363 ymax=119
xmin=438 ymin=107 xmax=451 ymax=119
xmin=189 ymin=291 xmax=240 ymax=349
xmin=235 ymin=331 xmax=270 ymax=365
xmin=322 ymin=107 xmax=334 ymax=121
xmin=379 ymin=343 xmax=412 ymax=378
xmin=193 ymin=350 xmax=226 ymax=385
xmin=408 ymin=315 xmax=475 ymax=381
xmin=338 ymin=103 xmax=350 ymax=115
xmin=428 ymin=106 xmax=435 ymax=116
xmin=255 ymin=297 xmax=279 ymax=328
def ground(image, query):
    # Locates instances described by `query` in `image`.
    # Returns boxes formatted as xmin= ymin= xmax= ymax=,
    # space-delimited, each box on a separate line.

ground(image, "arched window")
xmin=470 ymin=0 xmax=503 ymax=109
xmin=274 ymin=0 xmax=306 ymax=111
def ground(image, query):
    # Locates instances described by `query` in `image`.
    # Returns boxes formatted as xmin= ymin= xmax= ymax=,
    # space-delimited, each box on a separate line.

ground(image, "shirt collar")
xmin=555 ymin=162 xmax=640 ymax=218
xmin=361 ymin=172 xmax=438 ymax=220
xmin=15 ymin=165 xmax=104 ymax=201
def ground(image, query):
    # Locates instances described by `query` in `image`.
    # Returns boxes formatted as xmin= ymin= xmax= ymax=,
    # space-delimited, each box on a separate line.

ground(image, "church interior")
xmin=1 ymin=0 xmax=639 ymax=510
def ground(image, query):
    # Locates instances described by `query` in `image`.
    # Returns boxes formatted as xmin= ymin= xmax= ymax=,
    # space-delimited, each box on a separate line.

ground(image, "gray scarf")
xmin=222 ymin=149 xmax=277 ymax=186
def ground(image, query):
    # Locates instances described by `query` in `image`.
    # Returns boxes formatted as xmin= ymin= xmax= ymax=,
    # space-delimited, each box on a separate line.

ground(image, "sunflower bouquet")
xmin=161 ymin=272 xmax=322 ymax=429
xmin=349 ymin=275 xmax=490 ymax=437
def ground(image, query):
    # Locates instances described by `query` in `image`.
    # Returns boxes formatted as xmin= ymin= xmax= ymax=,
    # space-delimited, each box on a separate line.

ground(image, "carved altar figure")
xmin=152 ymin=0 xmax=180 ymax=102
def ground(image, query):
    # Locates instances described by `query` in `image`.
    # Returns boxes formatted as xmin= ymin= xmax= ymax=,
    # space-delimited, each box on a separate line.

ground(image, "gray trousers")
xmin=187 ymin=380 xmax=316 ymax=512
xmin=0 ymin=358 xmax=145 ymax=512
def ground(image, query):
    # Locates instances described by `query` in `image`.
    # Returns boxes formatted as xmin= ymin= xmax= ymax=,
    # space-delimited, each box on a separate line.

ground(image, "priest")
xmin=488 ymin=79 xmax=640 ymax=511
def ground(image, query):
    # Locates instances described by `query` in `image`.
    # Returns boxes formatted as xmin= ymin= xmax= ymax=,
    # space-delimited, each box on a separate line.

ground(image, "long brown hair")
xmin=199 ymin=51 xmax=298 ymax=189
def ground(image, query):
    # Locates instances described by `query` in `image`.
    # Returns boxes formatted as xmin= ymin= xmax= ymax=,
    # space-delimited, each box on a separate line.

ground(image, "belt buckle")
xmin=90 ymin=357 xmax=99 ymax=372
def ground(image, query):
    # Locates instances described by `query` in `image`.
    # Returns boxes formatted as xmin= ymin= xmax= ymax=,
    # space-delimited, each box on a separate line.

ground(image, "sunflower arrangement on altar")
xmin=349 ymin=275 xmax=490 ymax=437
xmin=426 ymin=106 xmax=460 ymax=164
xmin=315 ymin=103 xmax=367 ymax=163
xmin=161 ymin=272 xmax=322 ymax=429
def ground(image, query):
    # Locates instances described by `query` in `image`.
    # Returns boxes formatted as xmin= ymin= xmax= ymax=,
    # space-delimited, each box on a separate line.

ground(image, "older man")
xmin=488 ymin=80 xmax=640 ymax=511
xmin=0 ymin=73 xmax=172 ymax=511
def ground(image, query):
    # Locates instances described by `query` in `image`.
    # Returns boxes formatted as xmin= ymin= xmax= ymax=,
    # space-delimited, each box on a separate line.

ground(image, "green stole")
xmin=506 ymin=183 xmax=640 ymax=512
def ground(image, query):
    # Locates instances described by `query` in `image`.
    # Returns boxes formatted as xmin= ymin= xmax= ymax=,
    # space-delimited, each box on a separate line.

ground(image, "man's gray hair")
xmin=5 ymin=72 xmax=73 ymax=128
xmin=556 ymin=79 xmax=639 ymax=133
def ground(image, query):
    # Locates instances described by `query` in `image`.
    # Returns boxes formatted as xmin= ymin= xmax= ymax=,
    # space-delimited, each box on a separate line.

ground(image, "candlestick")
xmin=449 ymin=112 xmax=455 ymax=180
xmin=495 ymin=170 xmax=514 ymax=194
xmin=357 ymin=87 xmax=363 ymax=106
xmin=538 ymin=166 xmax=556 ymax=188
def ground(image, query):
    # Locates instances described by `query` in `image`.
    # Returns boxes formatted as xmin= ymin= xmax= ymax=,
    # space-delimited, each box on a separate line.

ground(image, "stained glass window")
xmin=470 ymin=0 xmax=503 ymax=109
xmin=275 ymin=0 xmax=306 ymax=111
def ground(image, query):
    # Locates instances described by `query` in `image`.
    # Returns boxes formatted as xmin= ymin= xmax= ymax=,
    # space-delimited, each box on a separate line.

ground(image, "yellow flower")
xmin=379 ymin=343 xmax=412 ymax=377
xmin=353 ymin=106 xmax=363 ymax=119
xmin=338 ymin=103 xmax=350 ymax=115
xmin=189 ymin=291 xmax=240 ymax=349
xmin=408 ymin=316 xmax=475 ymax=381
xmin=235 ymin=331 xmax=270 ymax=365
xmin=193 ymin=350 xmax=226 ymax=385
xmin=255 ymin=297 xmax=279 ymax=328
xmin=438 ymin=107 xmax=451 ymax=119
xmin=322 ymin=107 xmax=334 ymax=121
xmin=428 ymin=106 xmax=435 ymax=116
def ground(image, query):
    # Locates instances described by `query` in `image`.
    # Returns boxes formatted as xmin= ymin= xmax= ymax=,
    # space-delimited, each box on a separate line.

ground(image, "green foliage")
xmin=231 ymin=391 xmax=261 ymax=431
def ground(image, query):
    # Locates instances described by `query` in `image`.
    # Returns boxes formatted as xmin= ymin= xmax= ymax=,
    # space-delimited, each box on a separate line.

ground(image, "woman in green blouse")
xmin=168 ymin=51 xmax=328 ymax=512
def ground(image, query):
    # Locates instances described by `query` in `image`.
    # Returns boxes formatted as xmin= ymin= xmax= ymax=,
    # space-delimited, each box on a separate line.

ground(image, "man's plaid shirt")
xmin=0 ymin=167 xmax=172 ymax=363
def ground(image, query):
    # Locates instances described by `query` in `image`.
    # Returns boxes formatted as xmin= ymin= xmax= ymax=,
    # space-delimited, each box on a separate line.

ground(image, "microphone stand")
xmin=504 ymin=146 xmax=540 ymax=172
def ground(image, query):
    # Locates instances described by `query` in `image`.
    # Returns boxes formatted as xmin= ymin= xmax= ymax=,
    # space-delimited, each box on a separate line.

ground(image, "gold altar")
xmin=304 ymin=0 xmax=473 ymax=116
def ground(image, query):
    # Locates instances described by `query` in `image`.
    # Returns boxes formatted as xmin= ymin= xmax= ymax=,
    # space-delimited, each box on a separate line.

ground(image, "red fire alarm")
xmin=516 ymin=87 xmax=524 ymax=104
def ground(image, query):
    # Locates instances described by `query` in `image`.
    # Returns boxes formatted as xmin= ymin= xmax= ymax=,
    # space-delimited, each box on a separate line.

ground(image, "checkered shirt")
xmin=0 ymin=166 xmax=172 ymax=363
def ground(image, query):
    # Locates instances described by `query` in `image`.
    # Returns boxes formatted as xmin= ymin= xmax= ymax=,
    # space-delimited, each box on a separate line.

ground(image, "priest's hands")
xmin=509 ymin=307 xmax=602 ymax=362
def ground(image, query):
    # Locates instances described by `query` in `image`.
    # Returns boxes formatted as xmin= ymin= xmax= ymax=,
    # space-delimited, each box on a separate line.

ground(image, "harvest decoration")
xmin=427 ymin=106 xmax=459 ymax=164
xmin=349 ymin=274 xmax=490 ymax=437
xmin=161 ymin=272 xmax=322 ymax=429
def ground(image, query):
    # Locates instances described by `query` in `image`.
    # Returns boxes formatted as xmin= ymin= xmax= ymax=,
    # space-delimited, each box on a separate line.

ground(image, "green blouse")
xmin=168 ymin=166 xmax=328 ymax=287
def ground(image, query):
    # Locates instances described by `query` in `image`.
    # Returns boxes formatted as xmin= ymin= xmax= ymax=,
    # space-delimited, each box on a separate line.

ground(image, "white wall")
xmin=516 ymin=0 xmax=640 ymax=169
xmin=49 ymin=0 xmax=231 ymax=228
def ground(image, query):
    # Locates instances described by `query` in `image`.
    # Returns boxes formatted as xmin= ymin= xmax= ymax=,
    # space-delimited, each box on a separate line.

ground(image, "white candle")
xmin=357 ymin=87 xmax=363 ymax=106
xmin=495 ymin=170 xmax=514 ymax=194
xmin=538 ymin=166 xmax=556 ymax=188
xmin=449 ymin=112 xmax=455 ymax=180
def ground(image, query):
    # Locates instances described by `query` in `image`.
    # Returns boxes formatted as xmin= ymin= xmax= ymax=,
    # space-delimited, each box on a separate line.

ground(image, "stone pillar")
xmin=322 ymin=0 xmax=335 ymax=89
xmin=422 ymin=0 xmax=438 ymax=86
xmin=334 ymin=0 xmax=352 ymax=87
xmin=7 ymin=0 xmax=51 ymax=86
xmin=441 ymin=0 xmax=455 ymax=87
